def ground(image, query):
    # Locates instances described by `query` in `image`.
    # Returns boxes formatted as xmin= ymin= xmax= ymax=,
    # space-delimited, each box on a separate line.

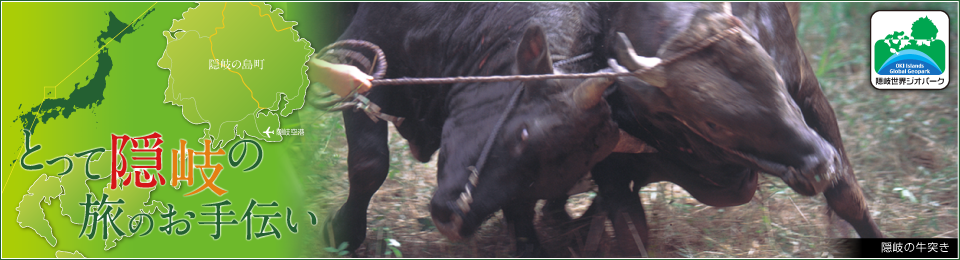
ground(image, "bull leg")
xmin=612 ymin=202 xmax=649 ymax=257
xmin=823 ymin=169 xmax=883 ymax=238
xmin=503 ymin=199 xmax=544 ymax=257
xmin=592 ymin=154 xmax=649 ymax=257
xmin=323 ymin=109 xmax=390 ymax=252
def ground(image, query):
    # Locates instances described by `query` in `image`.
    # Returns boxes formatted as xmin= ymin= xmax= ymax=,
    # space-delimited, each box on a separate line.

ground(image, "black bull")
xmin=315 ymin=2 xmax=882 ymax=257
xmin=321 ymin=3 xmax=620 ymax=256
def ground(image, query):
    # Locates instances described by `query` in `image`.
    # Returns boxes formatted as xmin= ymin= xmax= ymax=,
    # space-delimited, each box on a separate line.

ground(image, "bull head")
xmin=430 ymin=25 xmax=620 ymax=241
xmin=612 ymin=3 xmax=841 ymax=196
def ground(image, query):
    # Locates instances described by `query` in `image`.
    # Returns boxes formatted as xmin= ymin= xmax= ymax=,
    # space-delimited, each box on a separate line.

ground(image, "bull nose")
xmin=429 ymin=199 xmax=454 ymax=223
xmin=799 ymin=138 xmax=838 ymax=179
xmin=787 ymin=139 xmax=840 ymax=196
xmin=429 ymin=199 xmax=465 ymax=241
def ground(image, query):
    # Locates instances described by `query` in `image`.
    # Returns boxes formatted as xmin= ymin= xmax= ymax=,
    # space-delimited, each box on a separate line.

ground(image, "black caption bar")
xmin=830 ymin=238 xmax=959 ymax=258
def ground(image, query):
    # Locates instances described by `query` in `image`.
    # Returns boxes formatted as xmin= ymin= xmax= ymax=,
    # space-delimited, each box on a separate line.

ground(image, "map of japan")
xmin=158 ymin=2 xmax=314 ymax=149
xmin=14 ymin=7 xmax=165 ymax=253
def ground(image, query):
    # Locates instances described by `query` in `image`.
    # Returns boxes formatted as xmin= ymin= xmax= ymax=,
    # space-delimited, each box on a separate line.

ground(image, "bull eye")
xmin=513 ymin=127 xmax=529 ymax=157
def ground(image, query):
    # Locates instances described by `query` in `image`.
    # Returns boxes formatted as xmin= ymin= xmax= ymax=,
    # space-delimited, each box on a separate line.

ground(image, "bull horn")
xmin=573 ymin=77 xmax=613 ymax=109
xmin=615 ymin=32 xmax=667 ymax=87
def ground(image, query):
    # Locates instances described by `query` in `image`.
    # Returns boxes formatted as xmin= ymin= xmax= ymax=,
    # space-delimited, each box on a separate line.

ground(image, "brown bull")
xmin=573 ymin=2 xmax=882 ymax=256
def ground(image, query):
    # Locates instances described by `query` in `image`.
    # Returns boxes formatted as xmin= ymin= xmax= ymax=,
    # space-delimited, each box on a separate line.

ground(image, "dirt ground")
xmin=299 ymin=2 xmax=958 ymax=258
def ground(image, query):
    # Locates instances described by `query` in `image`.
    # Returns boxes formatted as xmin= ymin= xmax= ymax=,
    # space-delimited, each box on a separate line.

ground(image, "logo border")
xmin=869 ymin=10 xmax=951 ymax=90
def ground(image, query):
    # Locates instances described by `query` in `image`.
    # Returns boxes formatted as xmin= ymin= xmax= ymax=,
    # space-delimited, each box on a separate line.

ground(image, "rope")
xmin=552 ymin=52 xmax=594 ymax=68
xmin=472 ymin=84 xmax=525 ymax=179
xmin=320 ymin=49 xmax=372 ymax=73
xmin=457 ymin=79 xmax=526 ymax=215
xmin=316 ymin=39 xmax=388 ymax=79
xmin=371 ymin=71 xmax=639 ymax=86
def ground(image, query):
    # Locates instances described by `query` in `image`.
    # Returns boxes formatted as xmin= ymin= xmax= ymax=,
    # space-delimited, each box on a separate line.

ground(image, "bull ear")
xmin=516 ymin=25 xmax=554 ymax=75
xmin=784 ymin=2 xmax=801 ymax=30
xmin=572 ymin=77 xmax=613 ymax=109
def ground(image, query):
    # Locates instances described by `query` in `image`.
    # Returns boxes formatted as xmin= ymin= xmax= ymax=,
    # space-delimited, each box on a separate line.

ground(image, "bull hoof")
xmin=322 ymin=209 xmax=367 ymax=254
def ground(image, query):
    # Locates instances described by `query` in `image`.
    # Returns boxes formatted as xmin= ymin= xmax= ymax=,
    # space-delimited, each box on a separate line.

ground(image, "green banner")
xmin=2 ymin=2 xmax=332 ymax=257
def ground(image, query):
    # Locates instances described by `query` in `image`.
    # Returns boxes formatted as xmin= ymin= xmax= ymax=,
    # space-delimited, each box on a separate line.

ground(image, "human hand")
xmin=307 ymin=58 xmax=374 ymax=97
